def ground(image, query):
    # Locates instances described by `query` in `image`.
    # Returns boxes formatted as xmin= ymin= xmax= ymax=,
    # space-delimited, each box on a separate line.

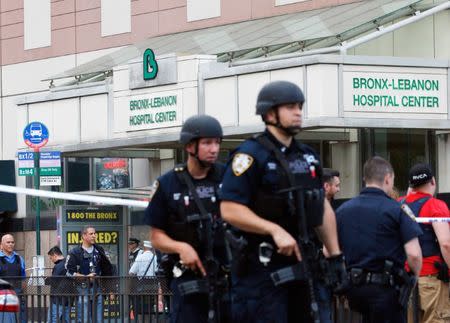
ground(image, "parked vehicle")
xmin=0 ymin=279 xmax=19 ymax=316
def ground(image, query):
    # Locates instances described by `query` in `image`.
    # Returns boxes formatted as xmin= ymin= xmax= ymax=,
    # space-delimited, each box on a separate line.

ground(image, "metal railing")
xmin=1 ymin=275 xmax=418 ymax=323
xmin=2 ymin=276 xmax=171 ymax=323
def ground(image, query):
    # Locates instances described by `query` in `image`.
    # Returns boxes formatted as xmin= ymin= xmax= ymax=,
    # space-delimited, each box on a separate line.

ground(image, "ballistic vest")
xmin=401 ymin=196 xmax=440 ymax=257
xmin=166 ymin=164 xmax=225 ymax=261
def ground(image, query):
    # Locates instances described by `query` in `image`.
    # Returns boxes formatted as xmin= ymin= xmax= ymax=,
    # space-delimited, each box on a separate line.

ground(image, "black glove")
xmin=434 ymin=261 xmax=449 ymax=283
xmin=327 ymin=253 xmax=350 ymax=294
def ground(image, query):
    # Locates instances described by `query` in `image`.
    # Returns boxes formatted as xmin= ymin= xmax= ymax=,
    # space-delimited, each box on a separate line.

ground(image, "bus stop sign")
xmin=23 ymin=122 xmax=49 ymax=149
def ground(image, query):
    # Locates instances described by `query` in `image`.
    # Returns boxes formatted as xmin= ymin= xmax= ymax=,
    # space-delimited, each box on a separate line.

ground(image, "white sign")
xmin=343 ymin=68 xmax=447 ymax=114
xmin=40 ymin=176 xmax=61 ymax=186
xmin=123 ymin=90 xmax=183 ymax=132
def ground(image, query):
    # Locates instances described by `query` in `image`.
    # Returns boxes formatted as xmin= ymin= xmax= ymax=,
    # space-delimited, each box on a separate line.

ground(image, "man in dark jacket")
xmin=66 ymin=225 xmax=113 ymax=323
xmin=47 ymin=246 xmax=71 ymax=323
xmin=0 ymin=234 xmax=26 ymax=323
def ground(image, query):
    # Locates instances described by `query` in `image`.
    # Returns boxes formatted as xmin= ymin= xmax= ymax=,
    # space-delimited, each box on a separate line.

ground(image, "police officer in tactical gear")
xmin=220 ymin=80 xmax=346 ymax=323
xmin=336 ymin=156 xmax=423 ymax=323
xmin=145 ymin=114 xmax=229 ymax=323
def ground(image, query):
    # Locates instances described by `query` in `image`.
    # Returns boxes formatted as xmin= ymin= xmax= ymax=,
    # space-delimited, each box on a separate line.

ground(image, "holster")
xmin=434 ymin=261 xmax=449 ymax=283
xmin=397 ymin=271 xmax=417 ymax=308
xmin=225 ymin=230 xmax=249 ymax=277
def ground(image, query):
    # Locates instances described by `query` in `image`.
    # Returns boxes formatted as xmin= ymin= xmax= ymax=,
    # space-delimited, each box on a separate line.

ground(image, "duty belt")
xmin=349 ymin=268 xmax=395 ymax=287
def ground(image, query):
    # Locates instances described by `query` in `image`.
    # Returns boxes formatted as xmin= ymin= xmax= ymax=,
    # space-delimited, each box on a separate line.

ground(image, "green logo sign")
xmin=143 ymin=48 xmax=158 ymax=80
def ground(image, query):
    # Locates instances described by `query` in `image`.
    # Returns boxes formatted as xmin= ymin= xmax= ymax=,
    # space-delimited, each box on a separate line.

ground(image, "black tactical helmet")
xmin=256 ymin=81 xmax=305 ymax=116
xmin=179 ymin=115 xmax=223 ymax=145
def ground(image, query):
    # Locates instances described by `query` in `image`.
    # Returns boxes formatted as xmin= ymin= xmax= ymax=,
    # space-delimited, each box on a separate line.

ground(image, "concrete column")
xmin=331 ymin=142 xmax=360 ymax=199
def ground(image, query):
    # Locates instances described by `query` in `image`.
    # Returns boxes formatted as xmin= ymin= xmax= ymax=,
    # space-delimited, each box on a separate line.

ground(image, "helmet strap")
xmin=264 ymin=108 xmax=300 ymax=136
xmin=188 ymin=140 xmax=213 ymax=168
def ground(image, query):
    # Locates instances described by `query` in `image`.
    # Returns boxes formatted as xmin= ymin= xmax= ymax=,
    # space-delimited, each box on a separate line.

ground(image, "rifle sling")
xmin=178 ymin=168 xmax=211 ymax=222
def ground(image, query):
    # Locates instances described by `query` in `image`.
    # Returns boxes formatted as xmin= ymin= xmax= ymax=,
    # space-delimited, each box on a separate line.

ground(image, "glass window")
xmin=360 ymin=129 xmax=435 ymax=194
xmin=66 ymin=157 xmax=90 ymax=205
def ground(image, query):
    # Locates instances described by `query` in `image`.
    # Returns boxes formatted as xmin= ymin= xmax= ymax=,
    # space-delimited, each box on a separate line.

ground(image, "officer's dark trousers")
xmin=231 ymin=270 xmax=313 ymax=323
xmin=346 ymin=284 xmax=406 ymax=323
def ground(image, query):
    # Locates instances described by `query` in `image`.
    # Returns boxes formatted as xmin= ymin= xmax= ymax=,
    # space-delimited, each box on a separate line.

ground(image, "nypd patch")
xmin=232 ymin=153 xmax=254 ymax=176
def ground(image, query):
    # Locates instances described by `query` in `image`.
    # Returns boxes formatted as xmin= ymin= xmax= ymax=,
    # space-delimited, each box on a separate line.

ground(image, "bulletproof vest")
xmin=78 ymin=247 xmax=102 ymax=276
xmin=0 ymin=255 xmax=21 ymax=277
xmin=401 ymin=196 xmax=440 ymax=257
xmin=250 ymin=135 xmax=324 ymax=249
xmin=166 ymin=164 xmax=224 ymax=260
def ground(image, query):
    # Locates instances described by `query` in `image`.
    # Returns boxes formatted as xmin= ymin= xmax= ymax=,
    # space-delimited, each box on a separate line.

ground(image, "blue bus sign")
xmin=23 ymin=122 xmax=49 ymax=149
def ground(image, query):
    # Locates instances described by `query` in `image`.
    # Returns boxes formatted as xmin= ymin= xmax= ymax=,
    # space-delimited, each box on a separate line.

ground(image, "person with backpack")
xmin=399 ymin=163 xmax=450 ymax=322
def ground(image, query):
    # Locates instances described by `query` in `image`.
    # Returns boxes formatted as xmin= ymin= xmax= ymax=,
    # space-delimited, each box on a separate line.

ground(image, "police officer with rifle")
xmin=220 ymin=81 xmax=347 ymax=323
xmin=145 ymin=115 xmax=229 ymax=323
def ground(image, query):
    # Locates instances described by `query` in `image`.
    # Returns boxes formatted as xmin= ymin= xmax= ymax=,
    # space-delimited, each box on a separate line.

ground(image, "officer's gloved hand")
xmin=327 ymin=253 xmax=350 ymax=294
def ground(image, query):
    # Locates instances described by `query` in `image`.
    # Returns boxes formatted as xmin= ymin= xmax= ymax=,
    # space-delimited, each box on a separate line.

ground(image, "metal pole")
xmin=34 ymin=149 xmax=41 ymax=256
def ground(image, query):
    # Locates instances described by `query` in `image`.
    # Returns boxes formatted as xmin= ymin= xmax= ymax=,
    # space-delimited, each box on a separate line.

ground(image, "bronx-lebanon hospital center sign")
xmin=343 ymin=66 xmax=447 ymax=115
xmin=126 ymin=90 xmax=182 ymax=131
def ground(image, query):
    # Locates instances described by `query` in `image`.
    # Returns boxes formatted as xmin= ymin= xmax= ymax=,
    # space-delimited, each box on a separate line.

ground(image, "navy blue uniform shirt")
xmin=336 ymin=187 xmax=422 ymax=272
xmin=220 ymin=131 xmax=323 ymax=268
xmin=144 ymin=163 xmax=226 ymax=263
xmin=220 ymin=130 xmax=321 ymax=207
xmin=145 ymin=164 xmax=224 ymax=230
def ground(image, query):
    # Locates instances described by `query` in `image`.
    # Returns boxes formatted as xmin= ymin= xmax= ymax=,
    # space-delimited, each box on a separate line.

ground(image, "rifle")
xmin=175 ymin=167 xmax=226 ymax=323
xmin=177 ymin=213 xmax=224 ymax=323
xmin=255 ymin=136 xmax=321 ymax=323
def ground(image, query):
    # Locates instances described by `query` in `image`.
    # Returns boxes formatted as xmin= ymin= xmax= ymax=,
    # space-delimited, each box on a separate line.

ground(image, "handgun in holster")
xmin=396 ymin=269 xmax=417 ymax=308
xmin=225 ymin=229 xmax=249 ymax=277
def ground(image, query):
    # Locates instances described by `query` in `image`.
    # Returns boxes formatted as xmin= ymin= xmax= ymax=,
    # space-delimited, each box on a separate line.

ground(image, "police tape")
xmin=415 ymin=217 xmax=450 ymax=223
xmin=0 ymin=184 xmax=149 ymax=208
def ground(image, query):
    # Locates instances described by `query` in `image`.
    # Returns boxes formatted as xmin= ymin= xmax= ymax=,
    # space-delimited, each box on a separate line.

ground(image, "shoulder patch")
xmin=232 ymin=153 xmax=254 ymax=176
xmin=152 ymin=180 xmax=160 ymax=192
xmin=400 ymin=204 xmax=417 ymax=222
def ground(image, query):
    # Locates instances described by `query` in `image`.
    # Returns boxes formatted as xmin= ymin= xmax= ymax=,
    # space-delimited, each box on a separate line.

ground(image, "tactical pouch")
xmin=304 ymin=189 xmax=324 ymax=228
xmin=225 ymin=230 xmax=249 ymax=277
xmin=270 ymin=262 xmax=306 ymax=286
xmin=349 ymin=268 xmax=365 ymax=285
xmin=178 ymin=279 xmax=208 ymax=296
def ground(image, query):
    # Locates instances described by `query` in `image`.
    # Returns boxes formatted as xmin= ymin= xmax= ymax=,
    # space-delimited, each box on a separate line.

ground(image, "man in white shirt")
xmin=129 ymin=240 xmax=157 ymax=278
xmin=128 ymin=241 xmax=159 ymax=319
